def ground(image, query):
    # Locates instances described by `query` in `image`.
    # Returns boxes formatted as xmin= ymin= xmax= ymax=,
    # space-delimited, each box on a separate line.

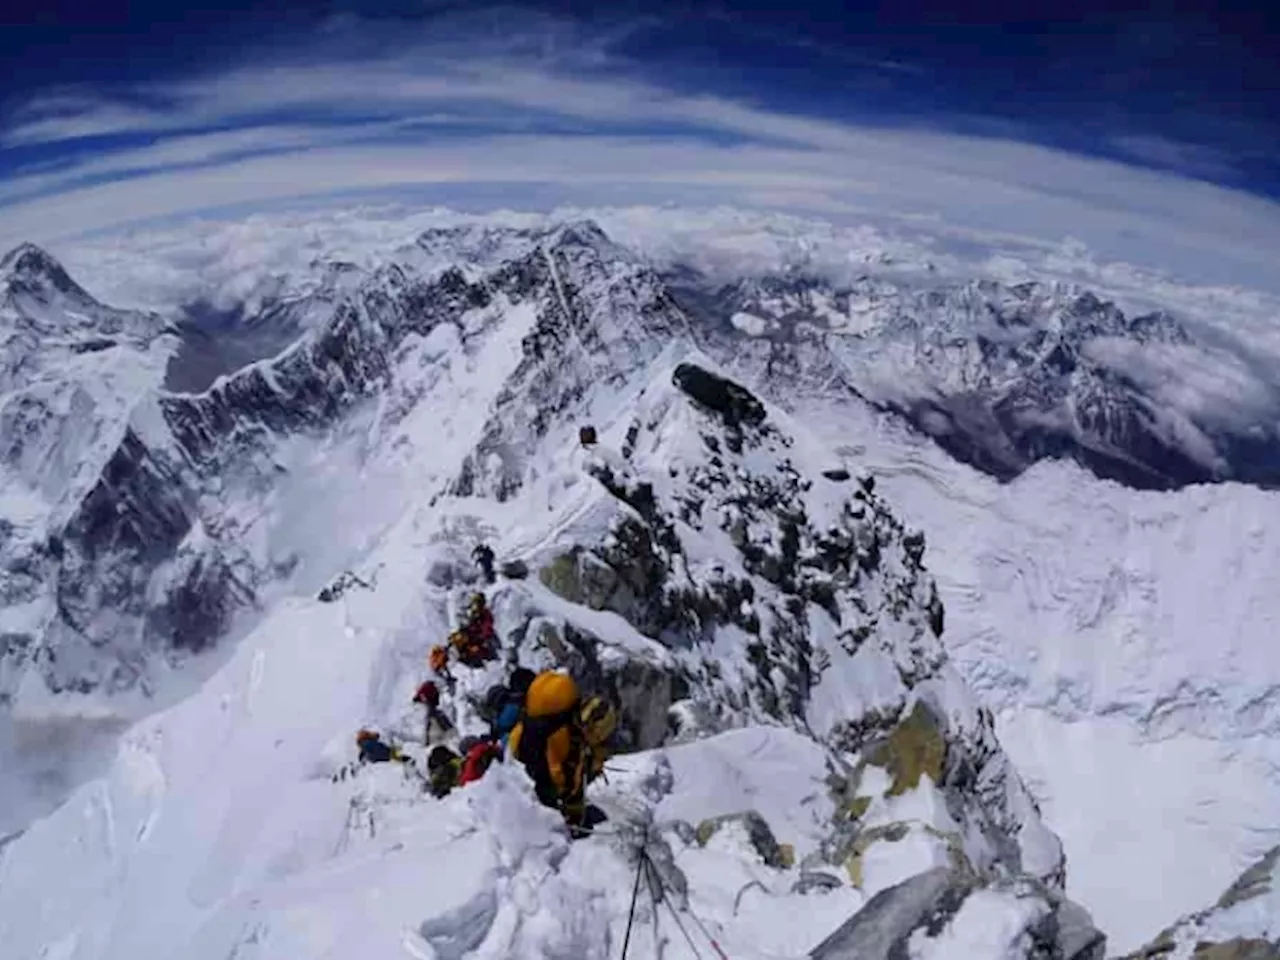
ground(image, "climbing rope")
xmin=617 ymin=828 xmax=731 ymax=960
xmin=647 ymin=854 xmax=704 ymax=960
xmin=620 ymin=844 xmax=647 ymax=960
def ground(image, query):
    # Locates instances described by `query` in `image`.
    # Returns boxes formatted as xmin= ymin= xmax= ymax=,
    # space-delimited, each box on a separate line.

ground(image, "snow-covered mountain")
xmin=0 ymin=224 xmax=1113 ymax=958
xmin=673 ymin=269 xmax=1280 ymax=491
xmin=1 ymin=215 xmax=1276 ymax=957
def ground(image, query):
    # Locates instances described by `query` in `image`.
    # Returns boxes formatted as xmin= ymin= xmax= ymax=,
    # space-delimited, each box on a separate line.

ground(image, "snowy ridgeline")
xmin=1 ymin=219 xmax=1278 ymax=959
xmin=3 ymin=308 xmax=1100 ymax=959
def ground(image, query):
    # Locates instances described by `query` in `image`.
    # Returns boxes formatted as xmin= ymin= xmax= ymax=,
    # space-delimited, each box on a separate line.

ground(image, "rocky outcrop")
xmin=809 ymin=866 xmax=1105 ymax=960
xmin=863 ymin=700 xmax=947 ymax=797
xmin=513 ymin=357 xmax=1066 ymax=913
xmin=1124 ymin=847 xmax=1280 ymax=960
xmin=672 ymin=362 xmax=767 ymax=430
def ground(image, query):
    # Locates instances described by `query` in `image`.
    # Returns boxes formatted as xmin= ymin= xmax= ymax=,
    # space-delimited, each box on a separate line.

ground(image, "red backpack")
xmin=458 ymin=740 xmax=502 ymax=785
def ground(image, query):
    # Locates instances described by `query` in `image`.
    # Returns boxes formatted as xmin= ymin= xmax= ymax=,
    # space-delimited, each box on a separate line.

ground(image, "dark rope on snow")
xmin=620 ymin=841 xmax=646 ymax=959
xmin=647 ymin=852 xmax=704 ymax=960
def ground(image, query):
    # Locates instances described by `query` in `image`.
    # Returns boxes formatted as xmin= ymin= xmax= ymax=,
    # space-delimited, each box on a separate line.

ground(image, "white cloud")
xmin=1108 ymin=133 xmax=1242 ymax=181
xmin=2 ymin=18 xmax=1279 ymax=298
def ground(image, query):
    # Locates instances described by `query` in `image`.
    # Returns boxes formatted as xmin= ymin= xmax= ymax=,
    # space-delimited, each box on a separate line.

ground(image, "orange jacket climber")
xmin=507 ymin=671 xmax=618 ymax=831
xmin=450 ymin=593 xmax=498 ymax=667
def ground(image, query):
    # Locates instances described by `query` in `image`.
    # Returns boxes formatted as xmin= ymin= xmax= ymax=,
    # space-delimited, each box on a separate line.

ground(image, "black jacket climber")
xmin=427 ymin=745 xmax=462 ymax=798
xmin=473 ymin=544 xmax=496 ymax=584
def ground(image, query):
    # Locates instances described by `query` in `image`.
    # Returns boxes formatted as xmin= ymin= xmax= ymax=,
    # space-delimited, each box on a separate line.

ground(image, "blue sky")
xmin=2 ymin=0 xmax=1278 ymax=288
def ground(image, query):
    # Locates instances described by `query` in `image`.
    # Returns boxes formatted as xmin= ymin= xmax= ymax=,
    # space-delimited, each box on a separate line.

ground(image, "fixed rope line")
xmin=616 ymin=821 xmax=733 ymax=960
xmin=646 ymin=851 xmax=704 ymax=960
xmin=640 ymin=849 xmax=732 ymax=960
xmin=619 ymin=836 xmax=647 ymax=959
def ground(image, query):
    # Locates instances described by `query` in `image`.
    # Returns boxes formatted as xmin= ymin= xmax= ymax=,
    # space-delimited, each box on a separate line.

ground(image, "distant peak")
xmin=545 ymin=218 xmax=610 ymax=246
xmin=1 ymin=242 xmax=58 ymax=273
xmin=540 ymin=219 xmax=634 ymax=264
xmin=1 ymin=242 xmax=90 ymax=300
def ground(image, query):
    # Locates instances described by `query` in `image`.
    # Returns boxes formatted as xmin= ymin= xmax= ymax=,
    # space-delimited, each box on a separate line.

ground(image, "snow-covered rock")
xmin=1122 ymin=846 xmax=1280 ymax=960
xmin=808 ymin=866 xmax=1105 ymax=960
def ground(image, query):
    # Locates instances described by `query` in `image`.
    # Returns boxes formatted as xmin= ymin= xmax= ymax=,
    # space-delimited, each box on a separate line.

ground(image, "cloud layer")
xmin=2 ymin=13 xmax=1279 ymax=294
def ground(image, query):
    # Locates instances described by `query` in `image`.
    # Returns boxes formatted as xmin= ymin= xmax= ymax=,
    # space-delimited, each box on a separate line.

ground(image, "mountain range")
xmin=1 ymin=220 xmax=1277 ymax=959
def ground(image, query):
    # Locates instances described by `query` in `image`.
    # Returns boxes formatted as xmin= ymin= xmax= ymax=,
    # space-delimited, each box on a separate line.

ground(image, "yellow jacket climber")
xmin=507 ymin=671 xmax=618 ymax=829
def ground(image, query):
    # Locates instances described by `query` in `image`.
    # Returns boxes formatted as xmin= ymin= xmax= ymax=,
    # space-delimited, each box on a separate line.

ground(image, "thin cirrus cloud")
xmin=2 ymin=17 xmax=1279 ymax=295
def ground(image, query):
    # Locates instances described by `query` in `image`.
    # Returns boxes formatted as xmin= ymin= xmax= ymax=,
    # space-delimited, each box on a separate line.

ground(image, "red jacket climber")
xmin=413 ymin=680 xmax=454 ymax=741
xmin=450 ymin=593 xmax=498 ymax=667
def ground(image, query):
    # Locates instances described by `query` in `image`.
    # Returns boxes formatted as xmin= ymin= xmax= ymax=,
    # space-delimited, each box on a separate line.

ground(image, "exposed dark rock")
xmin=499 ymin=559 xmax=530 ymax=580
xmin=672 ymin=363 xmax=767 ymax=429
xmin=317 ymin=571 xmax=372 ymax=603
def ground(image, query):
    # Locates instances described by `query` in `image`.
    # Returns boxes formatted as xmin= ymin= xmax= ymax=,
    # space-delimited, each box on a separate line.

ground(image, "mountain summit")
xmin=1 ymin=242 xmax=96 ymax=306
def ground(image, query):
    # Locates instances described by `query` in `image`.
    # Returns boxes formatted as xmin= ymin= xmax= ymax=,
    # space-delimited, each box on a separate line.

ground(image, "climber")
xmin=428 ymin=644 xmax=456 ymax=693
xmin=480 ymin=666 xmax=536 ymax=747
xmin=450 ymin=593 xmax=498 ymax=667
xmin=472 ymin=543 xmax=496 ymax=585
xmin=413 ymin=680 xmax=454 ymax=743
xmin=506 ymin=670 xmax=619 ymax=837
xmin=355 ymin=729 xmax=403 ymax=765
xmin=426 ymin=745 xmax=463 ymax=798
xmin=457 ymin=739 xmax=503 ymax=786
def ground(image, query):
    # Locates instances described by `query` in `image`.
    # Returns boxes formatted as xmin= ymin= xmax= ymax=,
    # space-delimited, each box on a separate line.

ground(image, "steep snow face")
xmin=673 ymin=268 xmax=1280 ymax=492
xmin=1 ymin=244 xmax=183 ymax=701
xmin=0 ymin=355 xmax=1090 ymax=960
xmin=781 ymin=392 xmax=1280 ymax=952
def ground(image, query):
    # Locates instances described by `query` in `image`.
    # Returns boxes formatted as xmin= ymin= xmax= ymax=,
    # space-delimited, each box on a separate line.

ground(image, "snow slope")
xmin=6 ymin=210 xmax=1276 ymax=957
xmin=789 ymin=393 xmax=1280 ymax=952
xmin=0 ymin=342 xmax=1094 ymax=959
